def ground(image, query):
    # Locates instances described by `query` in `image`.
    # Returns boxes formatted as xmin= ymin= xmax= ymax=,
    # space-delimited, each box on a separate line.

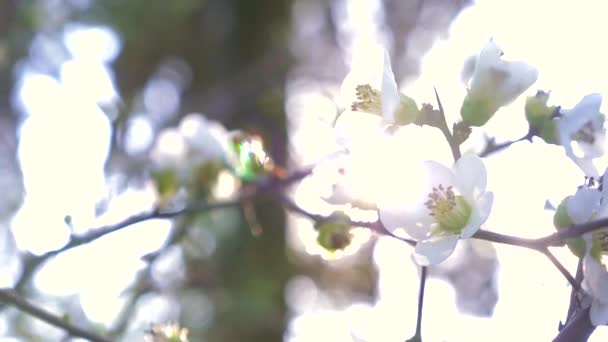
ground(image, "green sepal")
xmin=539 ymin=120 xmax=559 ymax=145
xmin=460 ymin=91 xmax=499 ymax=127
xmin=394 ymin=93 xmax=420 ymax=125
xmin=553 ymin=198 xmax=586 ymax=258
xmin=525 ymin=91 xmax=556 ymax=129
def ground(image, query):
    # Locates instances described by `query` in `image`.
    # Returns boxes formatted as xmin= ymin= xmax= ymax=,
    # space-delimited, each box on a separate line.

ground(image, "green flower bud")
xmin=230 ymin=133 xmax=273 ymax=181
xmin=460 ymin=91 xmax=499 ymax=127
xmin=525 ymin=91 xmax=556 ymax=129
xmin=315 ymin=212 xmax=353 ymax=252
xmin=394 ymin=93 xmax=420 ymax=125
xmin=553 ymin=198 xmax=586 ymax=258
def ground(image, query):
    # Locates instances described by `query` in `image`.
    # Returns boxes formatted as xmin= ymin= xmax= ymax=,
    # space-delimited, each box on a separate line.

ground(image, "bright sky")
xmin=7 ymin=0 xmax=608 ymax=340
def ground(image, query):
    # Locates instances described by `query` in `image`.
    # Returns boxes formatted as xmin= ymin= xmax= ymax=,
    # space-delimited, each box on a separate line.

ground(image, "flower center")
xmin=424 ymin=184 xmax=472 ymax=234
xmin=572 ymin=114 xmax=605 ymax=144
xmin=352 ymin=84 xmax=382 ymax=115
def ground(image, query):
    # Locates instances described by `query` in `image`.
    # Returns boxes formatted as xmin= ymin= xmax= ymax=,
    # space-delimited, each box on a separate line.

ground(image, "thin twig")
xmin=541 ymin=248 xmax=580 ymax=291
xmin=433 ymin=87 xmax=461 ymax=161
xmin=414 ymin=266 xmax=427 ymax=339
xmin=479 ymin=130 xmax=535 ymax=158
xmin=0 ymin=288 xmax=112 ymax=342
xmin=4 ymin=166 xmax=314 ymax=309
xmin=567 ymin=259 xmax=585 ymax=323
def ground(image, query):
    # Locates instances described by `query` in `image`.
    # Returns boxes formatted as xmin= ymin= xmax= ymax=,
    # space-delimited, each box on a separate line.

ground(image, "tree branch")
xmin=0 ymin=288 xmax=112 ymax=342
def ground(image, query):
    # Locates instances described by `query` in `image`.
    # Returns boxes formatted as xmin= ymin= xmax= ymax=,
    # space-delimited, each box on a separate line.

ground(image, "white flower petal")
xmin=424 ymin=160 xmax=454 ymax=189
xmin=558 ymin=94 xmax=604 ymax=177
xmin=469 ymin=40 xmax=538 ymax=107
xmin=461 ymin=191 xmax=494 ymax=239
xmin=334 ymin=110 xmax=382 ymax=149
xmin=381 ymin=50 xmax=399 ymax=123
xmin=591 ymin=301 xmax=608 ymax=326
xmin=378 ymin=206 xmax=432 ymax=240
xmin=452 ymin=154 xmax=487 ymax=199
xmin=584 ymin=256 xmax=608 ymax=302
xmin=602 ymin=167 xmax=608 ymax=205
xmin=413 ymin=234 xmax=460 ymax=266
xmin=492 ymin=61 xmax=538 ymax=105
xmin=567 ymin=188 xmax=602 ymax=224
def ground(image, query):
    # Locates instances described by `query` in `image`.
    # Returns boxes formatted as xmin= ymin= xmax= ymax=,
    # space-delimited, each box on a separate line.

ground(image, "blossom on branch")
xmin=337 ymin=44 xmax=419 ymax=143
xmin=553 ymin=169 xmax=608 ymax=326
xmin=557 ymin=93 xmax=606 ymax=178
xmin=378 ymin=154 xmax=493 ymax=265
xmin=460 ymin=39 xmax=538 ymax=126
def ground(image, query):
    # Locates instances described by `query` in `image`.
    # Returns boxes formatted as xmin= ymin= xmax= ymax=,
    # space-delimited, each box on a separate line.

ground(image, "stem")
xmin=564 ymin=259 xmax=584 ymax=327
xmin=541 ymin=248 xmax=580 ymax=291
xmin=433 ymin=87 xmax=461 ymax=161
xmin=479 ymin=130 xmax=535 ymax=158
xmin=414 ymin=266 xmax=427 ymax=340
xmin=0 ymin=288 xmax=111 ymax=342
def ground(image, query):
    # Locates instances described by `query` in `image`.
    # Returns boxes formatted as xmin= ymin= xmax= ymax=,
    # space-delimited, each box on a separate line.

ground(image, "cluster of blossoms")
xmin=554 ymin=170 xmax=608 ymax=326
xmin=317 ymin=39 xmax=608 ymax=327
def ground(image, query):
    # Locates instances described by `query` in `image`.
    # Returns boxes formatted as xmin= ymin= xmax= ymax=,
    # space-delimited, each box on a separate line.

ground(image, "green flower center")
xmin=424 ymin=184 xmax=472 ymax=234
xmin=352 ymin=84 xmax=382 ymax=115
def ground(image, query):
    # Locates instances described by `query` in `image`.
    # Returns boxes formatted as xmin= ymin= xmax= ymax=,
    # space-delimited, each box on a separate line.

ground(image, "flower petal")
xmin=469 ymin=40 xmax=538 ymax=107
xmin=424 ymin=160 xmax=454 ymax=189
xmin=378 ymin=206 xmax=432 ymax=240
xmin=334 ymin=110 xmax=382 ymax=149
xmin=461 ymin=191 xmax=494 ymax=239
xmin=413 ymin=234 xmax=460 ymax=266
xmin=381 ymin=50 xmax=399 ymax=123
xmin=590 ymin=301 xmax=608 ymax=326
xmin=567 ymin=188 xmax=601 ymax=224
xmin=584 ymin=255 xmax=608 ymax=302
xmin=452 ymin=154 xmax=487 ymax=199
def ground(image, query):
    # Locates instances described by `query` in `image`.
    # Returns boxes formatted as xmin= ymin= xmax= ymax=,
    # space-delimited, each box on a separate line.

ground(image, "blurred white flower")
xmin=557 ymin=93 xmax=606 ymax=178
xmin=378 ymin=154 xmax=493 ymax=265
xmin=461 ymin=39 xmax=538 ymax=126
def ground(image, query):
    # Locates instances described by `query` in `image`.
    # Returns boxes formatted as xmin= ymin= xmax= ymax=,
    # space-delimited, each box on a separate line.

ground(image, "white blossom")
xmin=378 ymin=154 xmax=493 ymax=265
xmin=557 ymin=93 xmax=606 ymax=178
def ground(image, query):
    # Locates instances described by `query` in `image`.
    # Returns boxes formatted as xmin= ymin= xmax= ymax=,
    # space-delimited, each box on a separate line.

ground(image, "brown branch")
xmin=553 ymin=307 xmax=596 ymax=342
xmin=4 ymin=166 xmax=314 ymax=309
xmin=0 ymin=288 xmax=112 ymax=342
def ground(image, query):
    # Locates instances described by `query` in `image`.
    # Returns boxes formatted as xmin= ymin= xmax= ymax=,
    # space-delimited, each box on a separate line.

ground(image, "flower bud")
xmin=525 ymin=91 xmax=556 ymax=129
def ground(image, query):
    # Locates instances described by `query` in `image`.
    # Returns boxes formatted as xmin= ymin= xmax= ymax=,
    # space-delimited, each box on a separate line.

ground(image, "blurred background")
xmin=0 ymin=0 xmax=608 ymax=341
